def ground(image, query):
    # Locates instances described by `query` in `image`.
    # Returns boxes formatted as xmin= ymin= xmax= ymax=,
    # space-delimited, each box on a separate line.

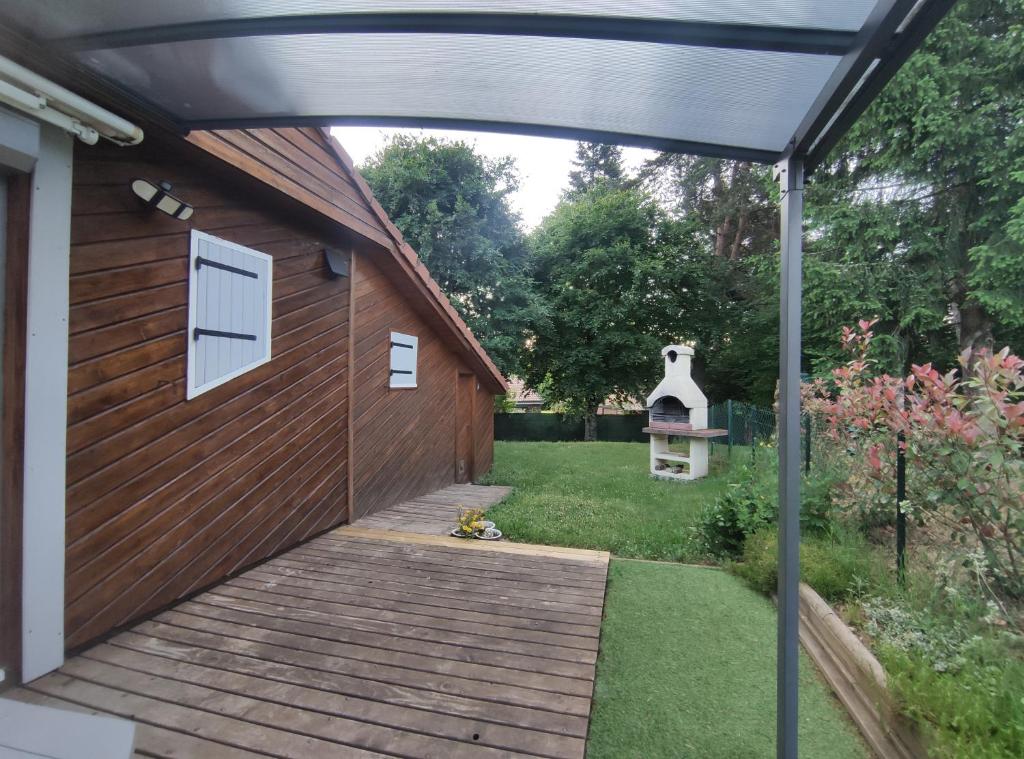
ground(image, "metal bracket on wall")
xmin=193 ymin=327 xmax=257 ymax=341
xmin=195 ymin=255 xmax=258 ymax=279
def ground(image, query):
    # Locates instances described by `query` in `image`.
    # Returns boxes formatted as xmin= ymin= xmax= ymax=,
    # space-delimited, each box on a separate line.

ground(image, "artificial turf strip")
xmin=482 ymin=441 xmax=738 ymax=561
xmin=587 ymin=559 xmax=868 ymax=759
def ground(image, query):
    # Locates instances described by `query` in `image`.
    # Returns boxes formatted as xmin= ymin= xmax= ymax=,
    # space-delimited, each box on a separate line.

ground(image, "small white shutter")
xmin=389 ymin=332 xmax=418 ymax=388
xmin=186 ymin=230 xmax=273 ymax=399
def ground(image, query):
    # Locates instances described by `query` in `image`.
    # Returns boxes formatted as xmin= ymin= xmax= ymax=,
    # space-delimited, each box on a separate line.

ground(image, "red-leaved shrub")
xmin=805 ymin=321 xmax=1024 ymax=598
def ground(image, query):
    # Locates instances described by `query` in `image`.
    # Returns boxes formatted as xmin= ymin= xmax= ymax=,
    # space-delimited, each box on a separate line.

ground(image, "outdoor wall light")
xmin=324 ymin=247 xmax=349 ymax=278
xmin=130 ymin=178 xmax=194 ymax=220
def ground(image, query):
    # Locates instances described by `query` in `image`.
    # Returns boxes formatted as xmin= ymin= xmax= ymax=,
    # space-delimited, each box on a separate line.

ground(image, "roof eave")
xmin=317 ymin=127 xmax=508 ymax=394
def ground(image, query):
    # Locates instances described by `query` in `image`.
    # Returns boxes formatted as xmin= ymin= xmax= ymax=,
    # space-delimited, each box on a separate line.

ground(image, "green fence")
xmin=494 ymin=413 xmax=582 ymax=441
xmin=598 ymin=414 xmax=650 ymax=442
xmin=494 ymin=413 xmax=649 ymax=442
xmin=495 ymin=401 xmax=776 ymax=445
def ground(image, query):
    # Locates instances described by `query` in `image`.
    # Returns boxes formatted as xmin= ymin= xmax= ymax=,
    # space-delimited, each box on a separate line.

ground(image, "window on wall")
xmin=389 ymin=331 xmax=418 ymax=388
xmin=187 ymin=230 xmax=273 ymax=399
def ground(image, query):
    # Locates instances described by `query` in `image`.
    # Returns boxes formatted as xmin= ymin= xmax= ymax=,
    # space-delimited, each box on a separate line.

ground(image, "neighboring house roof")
xmin=507 ymin=378 xmax=543 ymax=406
xmin=506 ymin=378 xmax=642 ymax=411
xmin=185 ymin=126 xmax=507 ymax=394
xmin=601 ymin=398 xmax=644 ymax=413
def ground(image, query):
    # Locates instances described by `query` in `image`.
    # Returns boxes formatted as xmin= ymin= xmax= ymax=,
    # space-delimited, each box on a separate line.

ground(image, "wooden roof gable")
xmin=185 ymin=126 xmax=507 ymax=393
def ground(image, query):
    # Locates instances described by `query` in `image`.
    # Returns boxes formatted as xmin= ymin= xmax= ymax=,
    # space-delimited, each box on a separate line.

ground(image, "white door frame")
xmin=19 ymin=121 xmax=72 ymax=682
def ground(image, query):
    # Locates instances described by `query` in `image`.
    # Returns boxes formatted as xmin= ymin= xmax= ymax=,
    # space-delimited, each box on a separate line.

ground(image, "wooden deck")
xmin=4 ymin=493 xmax=609 ymax=759
xmin=350 ymin=483 xmax=513 ymax=536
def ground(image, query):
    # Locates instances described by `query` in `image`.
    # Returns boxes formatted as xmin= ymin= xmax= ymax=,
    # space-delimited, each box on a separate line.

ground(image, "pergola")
xmin=0 ymin=2 xmax=958 ymax=756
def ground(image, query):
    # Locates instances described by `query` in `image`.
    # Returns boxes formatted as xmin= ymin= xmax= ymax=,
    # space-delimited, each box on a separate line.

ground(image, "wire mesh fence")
xmin=707 ymin=400 xmax=777 ymax=461
xmin=707 ymin=403 xmax=839 ymax=476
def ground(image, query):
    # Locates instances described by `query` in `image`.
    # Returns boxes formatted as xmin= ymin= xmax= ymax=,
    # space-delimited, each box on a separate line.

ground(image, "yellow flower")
xmin=455 ymin=508 xmax=486 ymax=535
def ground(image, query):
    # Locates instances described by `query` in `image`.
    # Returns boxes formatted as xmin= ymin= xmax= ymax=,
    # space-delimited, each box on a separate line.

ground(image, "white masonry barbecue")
xmin=644 ymin=345 xmax=726 ymax=481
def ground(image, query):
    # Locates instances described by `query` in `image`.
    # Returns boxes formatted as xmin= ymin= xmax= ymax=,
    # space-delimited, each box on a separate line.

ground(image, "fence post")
xmin=896 ymin=430 xmax=907 ymax=585
xmin=727 ymin=399 xmax=733 ymax=458
xmin=803 ymin=413 xmax=811 ymax=474
xmin=749 ymin=404 xmax=756 ymax=463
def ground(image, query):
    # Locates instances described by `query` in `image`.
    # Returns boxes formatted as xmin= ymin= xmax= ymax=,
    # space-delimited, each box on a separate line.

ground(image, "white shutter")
xmin=389 ymin=331 xmax=418 ymax=388
xmin=186 ymin=230 xmax=273 ymax=399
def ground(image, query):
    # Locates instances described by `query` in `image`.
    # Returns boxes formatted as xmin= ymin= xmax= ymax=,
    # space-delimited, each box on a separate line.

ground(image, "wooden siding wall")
xmin=1 ymin=174 xmax=30 ymax=682
xmin=64 ymin=140 xmax=352 ymax=649
xmin=351 ymin=251 xmax=463 ymax=518
xmin=196 ymin=128 xmax=504 ymax=396
xmin=187 ymin=128 xmax=392 ymax=252
xmin=474 ymin=380 xmax=495 ymax=479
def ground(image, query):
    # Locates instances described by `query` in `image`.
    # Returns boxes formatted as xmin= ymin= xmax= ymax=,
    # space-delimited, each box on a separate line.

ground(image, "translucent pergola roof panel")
xmin=0 ymin=1 xmax=958 ymax=167
xmin=13 ymin=2 xmax=881 ymax=39
xmin=81 ymin=35 xmax=840 ymax=154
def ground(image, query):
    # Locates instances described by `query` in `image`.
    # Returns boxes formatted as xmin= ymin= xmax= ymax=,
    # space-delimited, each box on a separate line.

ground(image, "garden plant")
xmin=697 ymin=321 xmax=1024 ymax=758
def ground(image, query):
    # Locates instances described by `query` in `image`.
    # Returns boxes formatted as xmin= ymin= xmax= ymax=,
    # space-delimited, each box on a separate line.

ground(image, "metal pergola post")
xmin=775 ymin=155 xmax=804 ymax=759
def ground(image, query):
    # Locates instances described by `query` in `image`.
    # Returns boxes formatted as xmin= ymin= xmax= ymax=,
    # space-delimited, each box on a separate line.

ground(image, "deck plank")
xmin=82 ymin=644 xmax=583 ymax=758
xmin=28 ymin=672 xmax=385 ymax=758
xmin=315 ymin=534 xmax=609 ymax=576
xmin=230 ymin=574 xmax=600 ymax=637
xmin=290 ymin=546 xmax=607 ymax=598
xmin=115 ymin=623 xmax=593 ymax=722
xmin=283 ymin=541 xmax=608 ymax=590
xmin=337 ymin=525 xmax=609 ymax=561
xmin=58 ymin=657 xmax=489 ymax=759
xmin=263 ymin=555 xmax=606 ymax=615
xmin=7 ymin=484 xmax=603 ymax=759
xmin=203 ymin=584 xmax=601 ymax=655
xmin=167 ymin=603 xmax=597 ymax=681
xmin=349 ymin=483 xmax=512 ymax=536
xmin=243 ymin=566 xmax=603 ymax=624
xmin=5 ymin=688 xmax=263 ymax=759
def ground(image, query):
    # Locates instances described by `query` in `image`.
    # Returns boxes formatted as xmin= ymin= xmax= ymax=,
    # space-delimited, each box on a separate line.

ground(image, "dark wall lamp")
xmin=131 ymin=178 xmax=194 ymax=220
xmin=324 ymin=247 xmax=349 ymax=278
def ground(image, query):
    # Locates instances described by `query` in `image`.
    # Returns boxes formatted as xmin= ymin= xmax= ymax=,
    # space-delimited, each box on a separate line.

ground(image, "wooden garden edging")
xmin=798 ymin=583 xmax=928 ymax=759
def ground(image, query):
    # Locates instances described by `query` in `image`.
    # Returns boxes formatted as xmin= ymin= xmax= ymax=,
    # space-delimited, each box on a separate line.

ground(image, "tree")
xmin=565 ymin=142 xmax=626 ymax=199
xmin=525 ymin=187 xmax=672 ymax=439
xmin=627 ymin=1 xmax=1024 ymax=398
xmin=634 ymin=155 xmax=784 ymax=404
xmin=816 ymin=0 xmax=1024 ymax=365
xmin=360 ymin=135 xmax=538 ymax=375
xmin=637 ymin=156 xmax=777 ymax=260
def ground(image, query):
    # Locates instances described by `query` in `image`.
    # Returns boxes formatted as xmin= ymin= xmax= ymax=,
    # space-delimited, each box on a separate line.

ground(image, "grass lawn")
xmin=589 ymin=559 xmax=868 ymax=759
xmin=481 ymin=441 xmax=737 ymax=560
xmin=482 ymin=441 xmax=867 ymax=758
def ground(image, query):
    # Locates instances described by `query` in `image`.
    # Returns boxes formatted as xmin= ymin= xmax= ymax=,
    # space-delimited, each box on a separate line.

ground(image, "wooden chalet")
xmin=1 ymin=106 xmax=506 ymax=684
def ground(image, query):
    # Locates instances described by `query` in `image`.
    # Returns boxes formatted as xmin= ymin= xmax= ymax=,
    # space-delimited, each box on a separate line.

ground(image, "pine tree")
xmin=565 ymin=142 xmax=625 ymax=199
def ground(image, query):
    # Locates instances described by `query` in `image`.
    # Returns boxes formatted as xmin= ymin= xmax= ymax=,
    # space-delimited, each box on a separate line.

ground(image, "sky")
xmin=330 ymin=126 xmax=655 ymax=229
